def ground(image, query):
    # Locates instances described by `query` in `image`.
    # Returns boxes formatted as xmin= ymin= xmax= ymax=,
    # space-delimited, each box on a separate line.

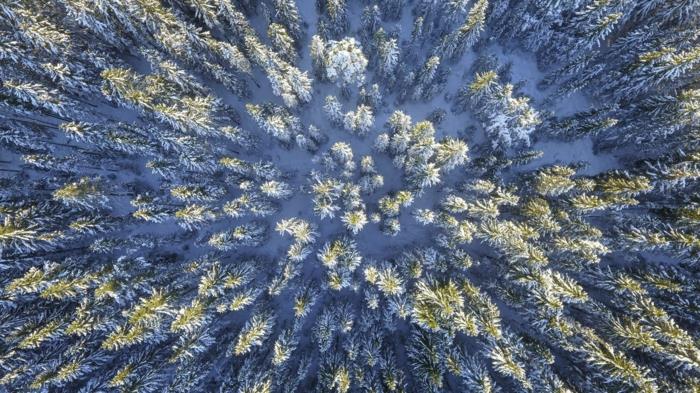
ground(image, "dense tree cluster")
xmin=1 ymin=0 xmax=699 ymax=392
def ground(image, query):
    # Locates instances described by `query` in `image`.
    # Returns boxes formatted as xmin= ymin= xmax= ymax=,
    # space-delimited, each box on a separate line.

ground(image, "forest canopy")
xmin=1 ymin=0 xmax=699 ymax=392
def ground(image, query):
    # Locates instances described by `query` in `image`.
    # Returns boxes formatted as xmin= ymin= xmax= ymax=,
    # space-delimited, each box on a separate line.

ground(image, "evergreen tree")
xmin=323 ymin=38 xmax=368 ymax=88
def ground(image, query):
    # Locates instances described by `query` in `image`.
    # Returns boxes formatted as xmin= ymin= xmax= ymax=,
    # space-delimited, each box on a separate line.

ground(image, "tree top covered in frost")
xmin=322 ymin=37 xmax=369 ymax=87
